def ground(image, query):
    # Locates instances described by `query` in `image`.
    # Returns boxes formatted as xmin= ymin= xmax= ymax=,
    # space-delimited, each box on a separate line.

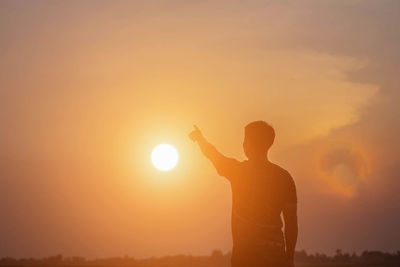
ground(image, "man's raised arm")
xmin=189 ymin=125 xmax=239 ymax=177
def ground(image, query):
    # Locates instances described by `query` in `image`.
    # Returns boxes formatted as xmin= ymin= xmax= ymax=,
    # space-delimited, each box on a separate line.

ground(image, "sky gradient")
xmin=1 ymin=0 xmax=400 ymax=259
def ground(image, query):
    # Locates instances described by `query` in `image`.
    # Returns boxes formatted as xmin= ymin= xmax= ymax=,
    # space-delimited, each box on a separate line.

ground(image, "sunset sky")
xmin=1 ymin=0 xmax=400 ymax=259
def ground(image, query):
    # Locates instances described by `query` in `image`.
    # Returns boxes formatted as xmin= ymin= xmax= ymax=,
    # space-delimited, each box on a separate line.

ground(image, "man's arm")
xmin=189 ymin=125 xmax=239 ymax=177
xmin=282 ymin=203 xmax=298 ymax=266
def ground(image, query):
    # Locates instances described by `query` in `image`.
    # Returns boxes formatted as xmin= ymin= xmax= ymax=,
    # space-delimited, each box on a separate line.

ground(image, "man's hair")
xmin=244 ymin=121 xmax=275 ymax=150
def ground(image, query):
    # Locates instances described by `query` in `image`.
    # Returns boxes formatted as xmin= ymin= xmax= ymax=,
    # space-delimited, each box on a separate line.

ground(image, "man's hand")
xmin=189 ymin=125 xmax=203 ymax=142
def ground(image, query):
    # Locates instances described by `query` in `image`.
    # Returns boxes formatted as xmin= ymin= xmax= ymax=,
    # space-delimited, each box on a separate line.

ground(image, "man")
xmin=189 ymin=121 xmax=297 ymax=267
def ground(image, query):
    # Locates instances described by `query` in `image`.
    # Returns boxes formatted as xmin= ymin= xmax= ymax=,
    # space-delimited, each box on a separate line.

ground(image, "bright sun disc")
xmin=151 ymin=144 xmax=178 ymax=171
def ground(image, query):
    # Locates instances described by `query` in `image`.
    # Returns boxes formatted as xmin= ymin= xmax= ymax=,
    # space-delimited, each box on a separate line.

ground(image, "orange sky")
xmin=1 ymin=0 xmax=399 ymax=258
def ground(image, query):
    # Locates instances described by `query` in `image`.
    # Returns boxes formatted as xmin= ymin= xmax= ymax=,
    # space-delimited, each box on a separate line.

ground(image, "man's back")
xmin=218 ymin=160 xmax=297 ymax=266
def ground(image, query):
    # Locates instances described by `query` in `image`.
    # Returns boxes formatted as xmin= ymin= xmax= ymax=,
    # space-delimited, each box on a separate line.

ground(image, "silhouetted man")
xmin=189 ymin=121 xmax=297 ymax=267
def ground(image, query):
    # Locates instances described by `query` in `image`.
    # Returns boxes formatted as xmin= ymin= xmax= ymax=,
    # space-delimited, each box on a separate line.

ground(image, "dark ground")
xmin=1 ymin=250 xmax=399 ymax=267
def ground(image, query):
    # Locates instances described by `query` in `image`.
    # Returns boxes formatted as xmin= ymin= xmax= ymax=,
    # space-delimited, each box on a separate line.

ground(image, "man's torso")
xmin=227 ymin=160 xmax=296 ymax=266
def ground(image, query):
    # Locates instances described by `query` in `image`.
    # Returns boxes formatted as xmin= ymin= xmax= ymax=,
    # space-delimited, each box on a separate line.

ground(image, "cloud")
xmin=318 ymin=147 xmax=370 ymax=197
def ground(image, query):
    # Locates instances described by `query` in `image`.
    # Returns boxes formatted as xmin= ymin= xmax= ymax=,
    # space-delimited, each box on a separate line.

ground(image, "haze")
xmin=1 ymin=0 xmax=399 ymax=259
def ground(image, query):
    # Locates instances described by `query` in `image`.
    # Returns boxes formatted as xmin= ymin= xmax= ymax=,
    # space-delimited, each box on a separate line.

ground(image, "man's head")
xmin=243 ymin=121 xmax=275 ymax=160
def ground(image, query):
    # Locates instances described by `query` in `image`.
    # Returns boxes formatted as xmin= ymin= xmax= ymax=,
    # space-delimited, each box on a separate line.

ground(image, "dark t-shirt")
xmin=214 ymin=158 xmax=297 ymax=264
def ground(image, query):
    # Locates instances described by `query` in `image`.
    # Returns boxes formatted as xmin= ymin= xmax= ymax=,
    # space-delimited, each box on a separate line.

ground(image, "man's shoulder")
xmin=269 ymin=163 xmax=293 ymax=181
xmin=269 ymin=162 xmax=288 ymax=173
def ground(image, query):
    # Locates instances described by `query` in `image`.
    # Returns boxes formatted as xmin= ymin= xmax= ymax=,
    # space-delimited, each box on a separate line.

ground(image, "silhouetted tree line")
xmin=1 ymin=249 xmax=400 ymax=267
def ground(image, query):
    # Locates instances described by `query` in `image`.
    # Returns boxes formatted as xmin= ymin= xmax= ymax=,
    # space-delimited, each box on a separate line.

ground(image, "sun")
xmin=151 ymin=144 xmax=179 ymax=171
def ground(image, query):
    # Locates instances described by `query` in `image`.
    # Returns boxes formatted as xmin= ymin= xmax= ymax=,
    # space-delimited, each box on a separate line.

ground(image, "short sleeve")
xmin=213 ymin=156 xmax=242 ymax=180
xmin=283 ymin=172 xmax=297 ymax=204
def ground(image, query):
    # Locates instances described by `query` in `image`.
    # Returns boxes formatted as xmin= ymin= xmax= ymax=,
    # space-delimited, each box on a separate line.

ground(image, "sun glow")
xmin=151 ymin=144 xmax=179 ymax=171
